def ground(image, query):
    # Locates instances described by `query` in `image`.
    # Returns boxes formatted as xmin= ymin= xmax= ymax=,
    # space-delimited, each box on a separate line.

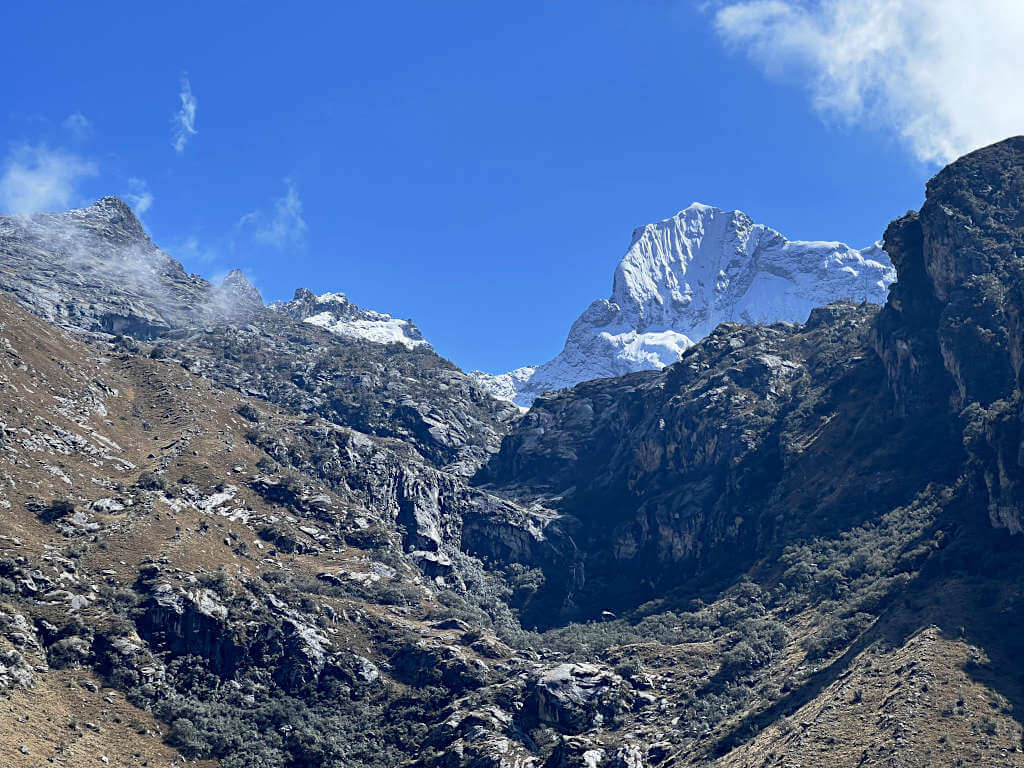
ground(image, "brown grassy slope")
xmin=0 ymin=296 xmax=228 ymax=765
xmin=0 ymin=294 xmax=508 ymax=766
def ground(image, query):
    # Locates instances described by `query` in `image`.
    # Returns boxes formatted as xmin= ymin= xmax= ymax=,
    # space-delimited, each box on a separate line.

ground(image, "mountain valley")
xmin=0 ymin=138 xmax=1022 ymax=768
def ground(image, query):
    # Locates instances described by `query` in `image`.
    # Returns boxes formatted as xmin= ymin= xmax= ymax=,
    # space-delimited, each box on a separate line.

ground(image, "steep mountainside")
xmin=0 ymin=139 xmax=1023 ymax=768
xmin=478 ymin=139 xmax=1024 ymax=623
xmin=0 ymin=201 xmax=515 ymax=473
xmin=476 ymin=304 xmax=933 ymax=621
xmin=476 ymin=203 xmax=895 ymax=406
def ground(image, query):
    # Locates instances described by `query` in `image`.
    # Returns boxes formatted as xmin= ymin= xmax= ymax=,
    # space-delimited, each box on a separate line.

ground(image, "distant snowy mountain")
xmin=476 ymin=202 xmax=896 ymax=407
xmin=270 ymin=288 xmax=429 ymax=350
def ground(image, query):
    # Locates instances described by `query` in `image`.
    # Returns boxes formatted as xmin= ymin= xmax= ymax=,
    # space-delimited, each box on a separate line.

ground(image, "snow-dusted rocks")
xmin=469 ymin=366 xmax=538 ymax=404
xmin=476 ymin=203 xmax=895 ymax=406
xmin=216 ymin=268 xmax=264 ymax=309
xmin=270 ymin=288 xmax=429 ymax=350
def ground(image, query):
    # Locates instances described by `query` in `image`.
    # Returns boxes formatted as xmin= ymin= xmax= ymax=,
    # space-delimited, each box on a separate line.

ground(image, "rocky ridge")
xmin=0 ymin=200 xmax=516 ymax=472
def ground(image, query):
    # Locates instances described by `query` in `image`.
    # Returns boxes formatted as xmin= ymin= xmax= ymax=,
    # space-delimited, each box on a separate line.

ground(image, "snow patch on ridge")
xmin=303 ymin=310 xmax=427 ymax=349
xmin=270 ymin=289 xmax=429 ymax=351
xmin=469 ymin=366 xmax=538 ymax=408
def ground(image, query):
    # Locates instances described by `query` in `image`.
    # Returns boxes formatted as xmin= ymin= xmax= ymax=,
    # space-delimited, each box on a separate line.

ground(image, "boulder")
xmin=522 ymin=663 xmax=632 ymax=735
xmin=136 ymin=583 xmax=241 ymax=676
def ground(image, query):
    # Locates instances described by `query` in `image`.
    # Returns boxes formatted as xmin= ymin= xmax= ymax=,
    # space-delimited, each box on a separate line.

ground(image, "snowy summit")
xmin=270 ymin=288 xmax=429 ymax=350
xmin=475 ymin=203 xmax=896 ymax=407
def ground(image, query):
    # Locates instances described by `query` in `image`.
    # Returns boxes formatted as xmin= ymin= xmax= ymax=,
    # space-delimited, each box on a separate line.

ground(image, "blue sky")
xmin=1 ymin=1 xmax=1020 ymax=373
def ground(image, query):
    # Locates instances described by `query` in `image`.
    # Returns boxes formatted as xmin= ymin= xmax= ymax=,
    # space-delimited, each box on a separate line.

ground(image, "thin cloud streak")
xmin=171 ymin=74 xmax=198 ymax=154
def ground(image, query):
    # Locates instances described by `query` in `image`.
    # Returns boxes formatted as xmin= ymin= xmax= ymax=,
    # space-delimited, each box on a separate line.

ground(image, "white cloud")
xmin=171 ymin=235 xmax=220 ymax=265
xmin=713 ymin=0 xmax=1024 ymax=164
xmin=63 ymin=112 xmax=91 ymax=140
xmin=0 ymin=144 xmax=98 ymax=215
xmin=171 ymin=74 xmax=197 ymax=154
xmin=123 ymin=177 xmax=154 ymax=215
xmin=237 ymin=179 xmax=308 ymax=249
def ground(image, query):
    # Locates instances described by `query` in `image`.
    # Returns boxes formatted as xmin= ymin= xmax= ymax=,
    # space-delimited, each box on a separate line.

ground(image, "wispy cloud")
xmin=237 ymin=179 xmax=308 ymax=249
xmin=0 ymin=144 xmax=98 ymax=215
xmin=172 ymin=235 xmax=220 ymax=265
xmin=123 ymin=177 xmax=154 ymax=215
xmin=713 ymin=0 xmax=1024 ymax=164
xmin=62 ymin=112 xmax=91 ymax=140
xmin=171 ymin=74 xmax=197 ymax=154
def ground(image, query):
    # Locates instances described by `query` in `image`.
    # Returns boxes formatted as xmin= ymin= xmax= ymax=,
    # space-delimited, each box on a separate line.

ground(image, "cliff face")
xmin=874 ymin=137 xmax=1024 ymax=532
xmin=874 ymin=139 xmax=1024 ymax=411
xmin=477 ymin=303 xmax=953 ymax=623
xmin=480 ymin=137 xmax=1024 ymax=621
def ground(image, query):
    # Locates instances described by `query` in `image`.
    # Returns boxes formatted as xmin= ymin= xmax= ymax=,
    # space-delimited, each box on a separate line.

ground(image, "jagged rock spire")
xmin=219 ymin=268 xmax=264 ymax=308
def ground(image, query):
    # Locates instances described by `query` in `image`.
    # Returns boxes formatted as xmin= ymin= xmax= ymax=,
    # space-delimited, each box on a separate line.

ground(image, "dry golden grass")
xmin=0 ymin=667 xmax=217 ymax=767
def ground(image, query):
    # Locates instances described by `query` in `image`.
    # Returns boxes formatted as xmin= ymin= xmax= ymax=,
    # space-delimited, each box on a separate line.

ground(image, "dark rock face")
xmin=137 ymin=583 xmax=241 ymax=677
xmin=874 ymin=137 xmax=1024 ymax=531
xmin=478 ymin=305 xmax=950 ymax=621
xmin=874 ymin=139 xmax=1024 ymax=412
xmin=871 ymin=212 xmax=952 ymax=416
xmin=479 ymin=138 xmax=1024 ymax=620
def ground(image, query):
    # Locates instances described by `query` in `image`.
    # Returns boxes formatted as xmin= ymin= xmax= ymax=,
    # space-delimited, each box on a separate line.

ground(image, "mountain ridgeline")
xmin=0 ymin=139 xmax=1022 ymax=767
xmin=473 ymin=202 xmax=895 ymax=406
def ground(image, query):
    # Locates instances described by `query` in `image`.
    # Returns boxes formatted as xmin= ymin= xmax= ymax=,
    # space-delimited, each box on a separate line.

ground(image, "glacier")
xmin=474 ymin=202 xmax=896 ymax=407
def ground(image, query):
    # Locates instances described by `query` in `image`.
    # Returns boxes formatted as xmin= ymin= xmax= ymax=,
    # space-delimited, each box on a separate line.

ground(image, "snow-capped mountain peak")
xmin=476 ymin=202 xmax=895 ymax=407
xmin=270 ymin=288 xmax=429 ymax=350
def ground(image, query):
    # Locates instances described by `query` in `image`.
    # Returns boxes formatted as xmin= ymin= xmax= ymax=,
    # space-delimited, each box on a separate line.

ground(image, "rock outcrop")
xmin=521 ymin=663 xmax=632 ymax=735
xmin=873 ymin=137 xmax=1024 ymax=532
